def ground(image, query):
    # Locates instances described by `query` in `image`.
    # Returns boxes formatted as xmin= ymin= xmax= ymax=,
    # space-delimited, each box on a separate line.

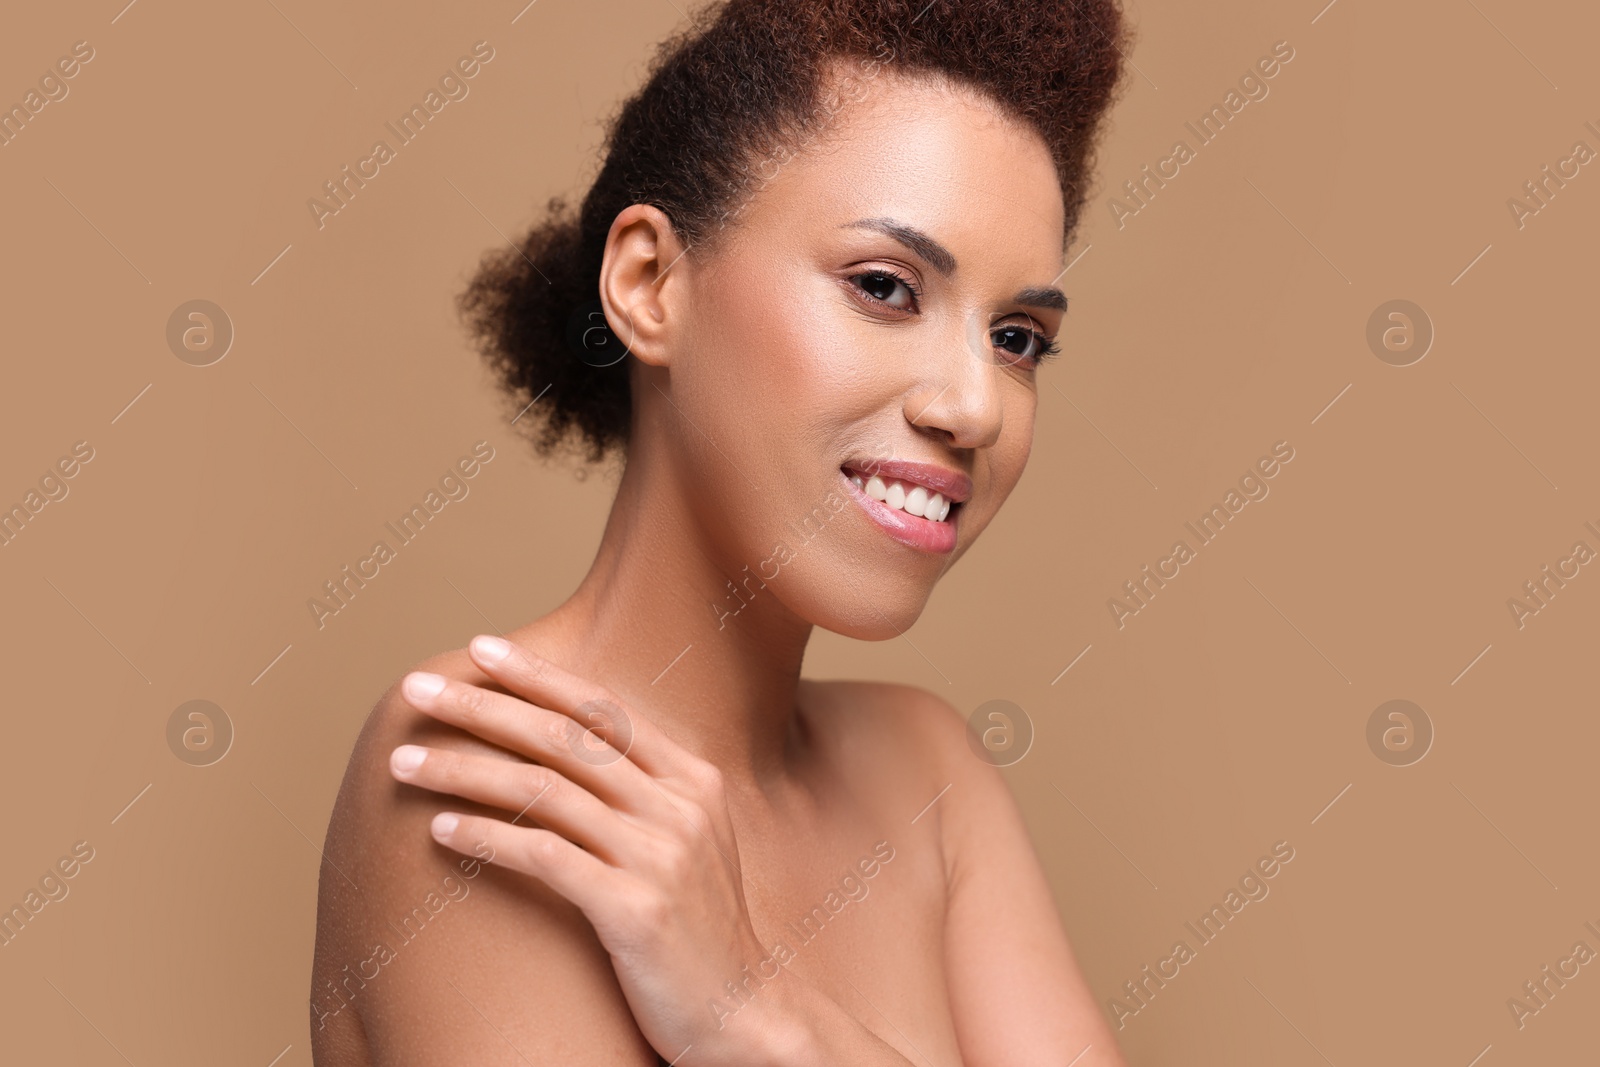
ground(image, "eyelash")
xmin=847 ymin=267 xmax=1062 ymax=366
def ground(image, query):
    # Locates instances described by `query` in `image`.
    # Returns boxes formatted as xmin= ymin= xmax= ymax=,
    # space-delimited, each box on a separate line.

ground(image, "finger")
xmin=429 ymin=810 xmax=618 ymax=919
xmin=464 ymin=635 xmax=689 ymax=778
xmin=398 ymin=669 xmax=666 ymax=817
xmin=390 ymin=743 xmax=642 ymax=865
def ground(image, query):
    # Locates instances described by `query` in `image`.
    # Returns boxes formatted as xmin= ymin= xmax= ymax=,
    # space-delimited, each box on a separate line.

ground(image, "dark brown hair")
xmin=459 ymin=0 xmax=1129 ymax=463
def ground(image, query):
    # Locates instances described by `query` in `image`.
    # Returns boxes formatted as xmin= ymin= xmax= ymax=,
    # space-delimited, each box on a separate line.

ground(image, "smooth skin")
xmin=311 ymin=60 xmax=1127 ymax=1066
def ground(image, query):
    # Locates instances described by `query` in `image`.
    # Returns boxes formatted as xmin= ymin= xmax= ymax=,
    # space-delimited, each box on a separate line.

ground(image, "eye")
xmin=848 ymin=269 xmax=921 ymax=312
xmin=991 ymin=321 xmax=1061 ymax=367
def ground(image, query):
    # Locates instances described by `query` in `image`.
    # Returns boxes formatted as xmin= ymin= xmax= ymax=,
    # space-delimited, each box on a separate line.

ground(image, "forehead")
xmin=718 ymin=62 xmax=1066 ymax=258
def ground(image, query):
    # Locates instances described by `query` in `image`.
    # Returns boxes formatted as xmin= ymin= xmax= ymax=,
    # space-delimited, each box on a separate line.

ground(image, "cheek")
xmin=669 ymin=266 xmax=864 ymax=553
xmin=970 ymin=395 xmax=1036 ymax=525
xmin=751 ymin=271 xmax=878 ymax=398
xmin=692 ymin=257 xmax=826 ymax=387
xmin=761 ymin=290 xmax=859 ymax=395
xmin=1000 ymin=395 xmax=1037 ymax=476
xmin=687 ymin=268 xmax=873 ymax=449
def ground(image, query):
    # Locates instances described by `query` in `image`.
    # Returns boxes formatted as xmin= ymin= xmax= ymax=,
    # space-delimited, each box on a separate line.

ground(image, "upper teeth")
xmin=849 ymin=471 xmax=951 ymax=522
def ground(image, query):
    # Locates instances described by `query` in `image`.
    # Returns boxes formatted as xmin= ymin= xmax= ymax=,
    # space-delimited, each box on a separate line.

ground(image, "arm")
xmin=921 ymin=691 xmax=1131 ymax=1067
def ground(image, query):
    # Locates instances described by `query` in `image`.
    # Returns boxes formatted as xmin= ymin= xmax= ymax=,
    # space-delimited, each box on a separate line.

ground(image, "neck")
xmin=510 ymin=443 xmax=816 ymax=790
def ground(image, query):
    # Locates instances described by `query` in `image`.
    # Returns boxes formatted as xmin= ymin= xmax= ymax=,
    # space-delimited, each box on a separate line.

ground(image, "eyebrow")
xmin=1012 ymin=285 xmax=1068 ymax=312
xmin=841 ymin=216 xmax=1068 ymax=313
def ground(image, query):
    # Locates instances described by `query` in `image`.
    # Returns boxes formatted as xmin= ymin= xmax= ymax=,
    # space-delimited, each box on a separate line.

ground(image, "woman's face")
xmin=652 ymin=65 xmax=1068 ymax=639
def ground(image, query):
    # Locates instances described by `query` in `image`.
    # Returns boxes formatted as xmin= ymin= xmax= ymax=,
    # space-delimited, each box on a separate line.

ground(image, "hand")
xmin=388 ymin=635 xmax=793 ymax=1066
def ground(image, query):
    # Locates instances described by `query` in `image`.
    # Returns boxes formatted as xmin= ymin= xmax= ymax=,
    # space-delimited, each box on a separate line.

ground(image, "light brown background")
xmin=2 ymin=0 xmax=1596 ymax=1063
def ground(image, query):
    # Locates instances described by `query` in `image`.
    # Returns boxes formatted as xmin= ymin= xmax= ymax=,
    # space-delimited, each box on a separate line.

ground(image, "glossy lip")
xmin=839 ymin=458 xmax=973 ymax=503
xmin=838 ymin=468 xmax=960 ymax=554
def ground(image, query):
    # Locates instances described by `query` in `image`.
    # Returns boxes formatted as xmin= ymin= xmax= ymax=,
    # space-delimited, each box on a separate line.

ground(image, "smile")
xmin=838 ymin=461 xmax=970 ymax=554
xmin=847 ymin=470 xmax=951 ymax=521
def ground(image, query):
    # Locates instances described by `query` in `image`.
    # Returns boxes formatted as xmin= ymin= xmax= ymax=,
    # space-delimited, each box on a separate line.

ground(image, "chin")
xmin=780 ymin=562 xmax=939 ymax=641
xmin=726 ymin=467 xmax=987 ymax=637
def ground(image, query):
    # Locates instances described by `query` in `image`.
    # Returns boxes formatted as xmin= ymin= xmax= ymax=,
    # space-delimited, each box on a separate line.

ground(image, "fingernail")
xmin=391 ymin=745 xmax=427 ymax=775
xmin=432 ymin=812 xmax=459 ymax=838
xmin=404 ymin=671 xmax=446 ymax=701
xmin=472 ymin=634 xmax=512 ymax=664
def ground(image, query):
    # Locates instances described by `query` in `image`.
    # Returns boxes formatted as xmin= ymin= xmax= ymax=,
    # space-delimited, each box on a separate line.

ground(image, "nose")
xmin=904 ymin=312 xmax=1005 ymax=450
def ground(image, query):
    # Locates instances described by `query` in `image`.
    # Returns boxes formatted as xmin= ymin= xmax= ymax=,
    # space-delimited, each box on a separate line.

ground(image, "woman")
xmin=312 ymin=0 xmax=1129 ymax=1062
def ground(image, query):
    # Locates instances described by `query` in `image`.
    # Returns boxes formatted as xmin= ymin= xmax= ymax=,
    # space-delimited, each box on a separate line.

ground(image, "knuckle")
xmin=522 ymin=763 xmax=559 ymax=802
xmin=687 ymin=804 xmax=717 ymax=841
xmin=649 ymin=831 xmax=694 ymax=883
xmin=692 ymin=759 xmax=725 ymax=799
xmin=661 ymin=840 xmax=695 ymax=883
xmin=521 ymin=653 xmax=555 ymax=691
xmin=522 ymin=828 xmax=562 ymax=869
xmin=630 ymin=884 xmax=672 ymax=930
xmin=452 ymin=683 xmax=490 ymax=724
xmin=543 ymin=713 xmax=578 ymax=753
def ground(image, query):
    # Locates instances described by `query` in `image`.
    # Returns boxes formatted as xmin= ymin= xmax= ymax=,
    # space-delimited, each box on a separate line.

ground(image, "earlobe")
xmin=598 ymin=204 xmax=686 ymax=368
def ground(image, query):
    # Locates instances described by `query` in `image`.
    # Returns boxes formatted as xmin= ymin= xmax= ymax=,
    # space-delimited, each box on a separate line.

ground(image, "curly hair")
xmin=459 ymin=0 xmax=1129 ymax=464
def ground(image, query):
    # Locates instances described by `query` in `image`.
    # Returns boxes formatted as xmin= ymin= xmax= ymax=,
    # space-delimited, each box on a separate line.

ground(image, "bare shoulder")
xmin=311 ymin=646 xmax=658 ymax=1066
xmin=804 ymin=680 xmax=1121 ymax=1061
xmin=796 ymin=677 xmax=1013 ymax=840
xmin=799 ymin=677 xmax=984 ymax=784
xmin=799 ymin=677 xmax=1041 ymax=876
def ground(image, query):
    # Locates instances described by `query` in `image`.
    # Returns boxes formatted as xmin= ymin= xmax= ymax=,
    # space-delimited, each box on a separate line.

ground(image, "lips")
xmin=838 ymin=460 xmax=967 ymax=554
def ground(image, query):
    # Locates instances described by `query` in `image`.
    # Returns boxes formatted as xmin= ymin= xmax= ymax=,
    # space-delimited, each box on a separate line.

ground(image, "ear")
xmin=597 ymin=204 xmax=688 ymax=368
